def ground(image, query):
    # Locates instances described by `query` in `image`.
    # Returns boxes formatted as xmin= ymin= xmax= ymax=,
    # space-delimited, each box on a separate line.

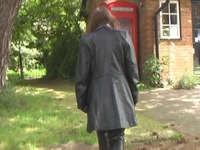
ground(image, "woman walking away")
xmin=75 ymin=6 xmax=139 ymax=150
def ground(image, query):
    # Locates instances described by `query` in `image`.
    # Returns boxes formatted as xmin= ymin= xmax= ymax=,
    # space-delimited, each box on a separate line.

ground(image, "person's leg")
xmin=107 ymin=128 xmax=125 ymax=150
xmin=96 ymin=130 xmax=109 ymax=150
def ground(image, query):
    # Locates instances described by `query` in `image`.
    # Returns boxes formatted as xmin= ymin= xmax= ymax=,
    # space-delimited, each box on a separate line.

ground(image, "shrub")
xmin=174 ymin=71 xmax=199 ymax=90
xmin=143 ymin=55 xmax=163 ymax=87
xmin=137 ymin=82 xmax=150 ymax=90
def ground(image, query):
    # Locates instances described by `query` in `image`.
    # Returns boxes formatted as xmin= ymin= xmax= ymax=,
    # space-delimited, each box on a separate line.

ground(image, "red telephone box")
xmin=100 ymin=1 xmax=139 ymax=63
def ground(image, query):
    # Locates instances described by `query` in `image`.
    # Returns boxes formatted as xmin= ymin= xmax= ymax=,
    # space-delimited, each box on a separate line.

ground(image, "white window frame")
xmin=159 ymin=0 xmax=180 ymax=39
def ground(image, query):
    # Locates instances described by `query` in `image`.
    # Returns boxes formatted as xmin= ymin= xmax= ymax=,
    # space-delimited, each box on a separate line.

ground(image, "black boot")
xmin=107 ymin=128 xmax=125 ymax=150
xmin=97 ymin=130 xmax=109 ymax=150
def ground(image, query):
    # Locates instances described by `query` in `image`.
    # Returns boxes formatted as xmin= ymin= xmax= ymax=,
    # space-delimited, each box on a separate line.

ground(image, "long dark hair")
xmin=87 ymin=6 xmax=117 ymax=33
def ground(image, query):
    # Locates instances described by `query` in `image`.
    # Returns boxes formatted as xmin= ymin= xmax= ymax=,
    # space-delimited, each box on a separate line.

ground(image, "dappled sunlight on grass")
xmin=0 ymin=79 xmax=184 ymax=149
xmin=0 ymin=144 xmax=4 ymax=150
xmin=125 ymin=114 xmax=176 ymax=143
xmin=9 ymin=116 xmax=19 ymax=124
xmin=0 ymin=83 xmax=97 ymax=149
xmin=20 ymin=80 xmax=177 ymax=144
xmin=25 ymin=127 xmax=38 ymax=134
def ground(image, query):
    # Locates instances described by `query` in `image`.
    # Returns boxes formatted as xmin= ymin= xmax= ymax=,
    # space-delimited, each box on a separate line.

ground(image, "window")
xmin=159 ymin=0 xmax=180 ymax=39
xmin=193 ymin=4 xmax=200 ymax=43
xmin=117 ymin=18 xmax=133 ymax=38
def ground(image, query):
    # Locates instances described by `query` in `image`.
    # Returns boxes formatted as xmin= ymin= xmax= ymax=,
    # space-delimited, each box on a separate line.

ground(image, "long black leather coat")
xmin=75 ymin=24 xmax=139 ymax=133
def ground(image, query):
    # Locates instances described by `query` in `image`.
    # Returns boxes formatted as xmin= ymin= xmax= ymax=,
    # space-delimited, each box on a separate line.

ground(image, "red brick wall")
xmin=137 ymin=0 xmax=158 ymax=80
xmin=87 ymin=0 xmax=194 ymax=82
xmin=137 ymin=0 xmax=193 ymax=82
xmin=159 ymin=0 xmax=193 ymax=82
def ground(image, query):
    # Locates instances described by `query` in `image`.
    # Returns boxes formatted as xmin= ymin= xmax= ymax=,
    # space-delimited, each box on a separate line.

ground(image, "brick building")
xmin=81 ymin=0 xmax=200 ymax=82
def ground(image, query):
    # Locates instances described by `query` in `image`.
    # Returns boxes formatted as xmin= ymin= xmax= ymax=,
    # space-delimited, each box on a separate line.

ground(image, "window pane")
xmin=170 ymin=26 xmax=178 ymax=37
xmin=162 ymin=3 xmax=169 ymax=13
xmin=163 ymin=26 xmax=170 ymax=36
xmin=171 ymin=15 xmax=177 ymax=24
xmin=194 ymin=30 xmax=200 ymax=42
xmin=160 ymin=0 xmax=180 ymax=39
xmin=118 ymin=18 xmax=131 ymax=25
xmin=170 ymin=4 xmax=177 ymax=13
xmin=162 ymin=15 xmax=169 ymax=24
xmin=117 ymin=18 xmax=132 ymax=38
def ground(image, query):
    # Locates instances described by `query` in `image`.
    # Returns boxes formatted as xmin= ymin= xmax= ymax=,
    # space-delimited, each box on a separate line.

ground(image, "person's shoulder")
xmin=115 ymin=28 xmax=128 ymax=37
xmin=80 ymin=33 xmax=94 ymax=42
xmin=81 ymin=33 xmax=91 ymax=39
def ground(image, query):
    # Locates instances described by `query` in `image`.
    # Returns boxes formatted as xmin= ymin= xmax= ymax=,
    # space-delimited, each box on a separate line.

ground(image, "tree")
xmin=11 ymin=0 xmax=85 ymax=80
xmin=0 ymin=0 xmax=22 ymax=90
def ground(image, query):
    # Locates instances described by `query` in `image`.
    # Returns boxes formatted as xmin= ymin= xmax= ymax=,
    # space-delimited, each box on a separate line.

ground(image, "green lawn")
xmin=0 ymin=78 xmax=177 ymax=150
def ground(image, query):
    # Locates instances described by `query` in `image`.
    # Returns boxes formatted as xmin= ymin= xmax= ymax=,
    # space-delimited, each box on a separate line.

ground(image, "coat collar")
xmin=95 ymin=24 xmax=113 ymax=31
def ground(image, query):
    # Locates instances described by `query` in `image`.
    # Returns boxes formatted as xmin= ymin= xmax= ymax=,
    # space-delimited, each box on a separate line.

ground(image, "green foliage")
xmin=11 ymin=0 xmax=41 ymax=73
xmin=143 ymin=54 xmax=171 ymax=88
xmin=11 ymin=0 xmax=85 ymax=79
xmin=174 ymin=71 xmax=199 ymax=90
xmin=137 ymin=82 xmax=150 ymax=90
xmin=10 ymin=45 xmax=43 ymax=71
xmin=7 ymin=69 xmax=46 ymax=84
xmin=24 ymin=69 xmax=46 ymax=78
xmin=7 ymin=70 xmax=21 ymax=82
xmin=45 ymin=0 xmax=84 ymax=79
xmin=171 ymin=133 xmax=184 ymax=142
xmin=143 ymin=55 xmax=163 ymax=87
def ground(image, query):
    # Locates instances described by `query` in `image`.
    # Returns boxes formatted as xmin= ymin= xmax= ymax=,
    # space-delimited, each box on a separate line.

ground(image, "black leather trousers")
xmin=97 ymin=128 xmax=125 ymax=150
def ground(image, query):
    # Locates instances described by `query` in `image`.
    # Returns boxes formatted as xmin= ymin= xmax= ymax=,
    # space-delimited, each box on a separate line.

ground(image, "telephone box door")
xmin=101 ymin=1 xmax=139 ymax=63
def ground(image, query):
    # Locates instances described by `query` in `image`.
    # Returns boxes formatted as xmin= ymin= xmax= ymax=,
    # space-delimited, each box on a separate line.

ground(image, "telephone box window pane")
xmin=162 ymin=15 xmax=169 ymax=24
xmin=163 ymin=26 xmax=170 ymax=36
xmin=118 ymin=18 xmax=131 ymax=25
xmin=117 ymin=18 xmax=132 ymax=38
xmin=162 ymin=3 xmax=169 ymax=13
xmin=170 ymin=4 xmax=177 ymax=13
xmin=171 ymin=15 xmax=177 ymax=24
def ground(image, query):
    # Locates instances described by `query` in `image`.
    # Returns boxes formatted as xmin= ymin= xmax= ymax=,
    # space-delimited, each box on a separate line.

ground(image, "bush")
xmin=137 ymin=82 xmax=150 ymax=90
xmin=143 ymin=55 xmax=163 ymax=87
xmin=7 ymin=70 xmax=21 ymax=82
xmin=174 ymin=71 xmax=199 ymax=90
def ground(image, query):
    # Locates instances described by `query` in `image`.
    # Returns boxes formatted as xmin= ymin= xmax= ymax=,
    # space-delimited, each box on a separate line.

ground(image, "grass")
xmin=0 ymin=85 xmax=96 ymax=150
xmin=7 ymin=69 xmax=46 ymax=80
xmin=171 ymin=133 xmax=185 ymax=142
xmin=0 ymin=75 xmax=178 ymax=150
xmin=126 ymin=115 xmax=176 ymax=141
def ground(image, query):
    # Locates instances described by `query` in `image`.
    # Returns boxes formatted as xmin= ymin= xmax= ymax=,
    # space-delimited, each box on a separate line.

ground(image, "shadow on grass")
xmin=0 ymin=85 xmax=97 ymax=150
xmin=0 ymin=78 xmax=187 ymax=149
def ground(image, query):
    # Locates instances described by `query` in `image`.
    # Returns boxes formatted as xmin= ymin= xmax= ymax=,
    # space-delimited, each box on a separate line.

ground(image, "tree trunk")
xmin=0 ymin=0 xmax=22 ymax=90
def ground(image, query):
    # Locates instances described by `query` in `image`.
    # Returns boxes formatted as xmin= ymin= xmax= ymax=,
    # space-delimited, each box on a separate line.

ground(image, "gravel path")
xmin=137 ymin=86 xmax=200 ymax=137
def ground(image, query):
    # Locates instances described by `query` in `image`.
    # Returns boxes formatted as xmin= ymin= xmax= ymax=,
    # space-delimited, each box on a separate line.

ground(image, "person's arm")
xmin=124 ymin=32 xmax=139 ymax=106
xmin=75 ymin=37 xmax=90 ymax=113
